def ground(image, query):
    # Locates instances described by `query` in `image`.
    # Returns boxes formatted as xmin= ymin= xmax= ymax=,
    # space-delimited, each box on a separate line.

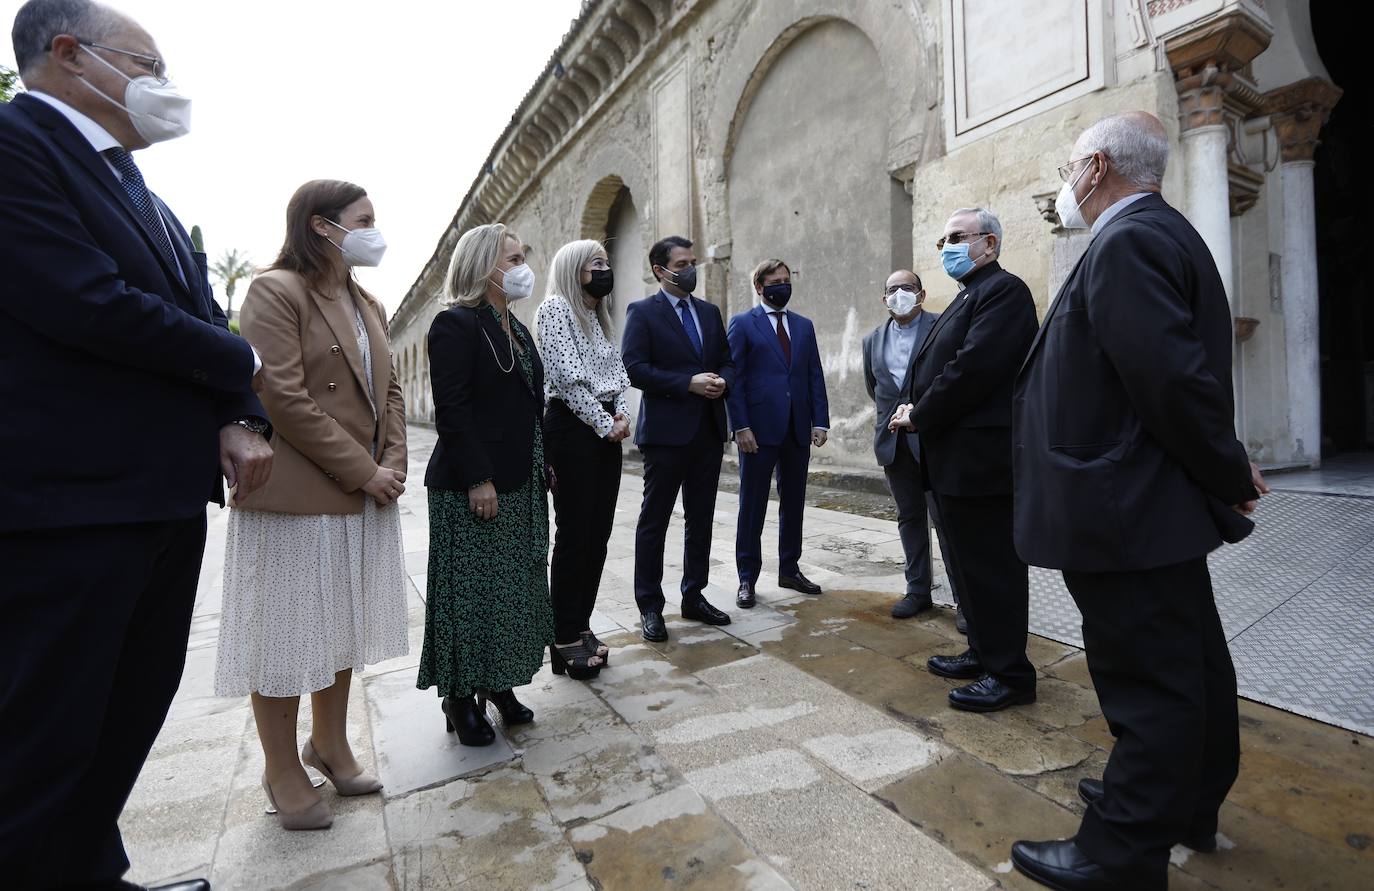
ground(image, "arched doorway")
xmin=725 ymin=19 xmax=891 ymax=454
xmin=1312 ymin=5 xmax=1371 ymax=457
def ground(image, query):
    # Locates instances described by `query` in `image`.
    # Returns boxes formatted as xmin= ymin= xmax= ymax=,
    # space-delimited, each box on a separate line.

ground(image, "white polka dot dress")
xmin=214 ymin=312 xmax=409 ymax=698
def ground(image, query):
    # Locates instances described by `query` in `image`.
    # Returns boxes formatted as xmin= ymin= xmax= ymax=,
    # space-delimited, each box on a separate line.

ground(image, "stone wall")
xmin=389 ymin=0 xmax=1337 ymax=470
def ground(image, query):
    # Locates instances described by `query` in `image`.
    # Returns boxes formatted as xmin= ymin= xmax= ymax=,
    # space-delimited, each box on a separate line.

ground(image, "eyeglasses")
xmin=884 ymin=284 xmax=923 ymax=296
xmin=935 ymin=232 xmax=989 ymax=251
xmin=1057 ymin=156 xmax=1094 ymax=183
xmin=74 ymin=39 xmax=169 ymax=83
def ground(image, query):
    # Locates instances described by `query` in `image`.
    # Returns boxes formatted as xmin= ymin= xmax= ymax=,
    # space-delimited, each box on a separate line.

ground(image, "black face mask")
xmin=585 ymin=268 xmax=614 ymax=300
xmin=661 ymin=264 xmax=698 ymax=294
xmin=762 ymin=282 xmax=792 ymax=307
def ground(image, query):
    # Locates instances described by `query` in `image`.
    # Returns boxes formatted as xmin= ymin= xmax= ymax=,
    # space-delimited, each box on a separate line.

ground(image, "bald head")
xmin=1073 ymin=111 xmax=1170 ymax=191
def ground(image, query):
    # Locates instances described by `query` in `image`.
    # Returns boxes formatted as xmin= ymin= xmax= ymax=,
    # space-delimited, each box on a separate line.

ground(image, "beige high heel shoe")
xmin=301 ymin=739 xmax=383 ymax=796
xmin=261 ymin=774 xmax=333 ymax=831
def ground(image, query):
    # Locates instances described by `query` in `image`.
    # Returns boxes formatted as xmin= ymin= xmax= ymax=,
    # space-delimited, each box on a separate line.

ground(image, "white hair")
xmin=12 ymin=0 xmax=122 ymax=76
xmin=952 ymin=207 xmax=1003 ymax=256
xmin=1076 ymin=114 xmax=1170 ymax=189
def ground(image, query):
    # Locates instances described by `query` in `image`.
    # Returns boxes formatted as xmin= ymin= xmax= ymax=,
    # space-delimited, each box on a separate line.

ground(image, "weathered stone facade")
xmin=390 ymin=0 xmax=1342 ymax=469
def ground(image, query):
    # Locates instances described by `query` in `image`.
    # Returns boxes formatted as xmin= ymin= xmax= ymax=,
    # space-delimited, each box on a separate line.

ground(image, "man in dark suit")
xmin=889 ymin=208 xmax=1038 ymax=712
xmin=726 ymin=258 xmax=830 ymax=608
xmin=0 ymin=3 xmax=269 ymax=889
xmin=623 ymin=235 xmax=736 ymax=642
xmin=1010 ymin=112 xmax=1267 ymax=891
xmin=862 ymin=270 xmax=961 ymax=622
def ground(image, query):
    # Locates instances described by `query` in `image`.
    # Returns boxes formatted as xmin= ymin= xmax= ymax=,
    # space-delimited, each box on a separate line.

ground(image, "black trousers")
xmin=884 ymin=444 xmax=958 ymax=601
xmin=634 ymin=415 xmax=723 ymax=614
xmin=1065 ymin=558 xmax=1239 ymax=887
xmin=546 ymin=400 xmax=623 ymax=643
xmin=735 ymin=431 xmax=809 ymax=584
xmin=0 ymin=514 xmax=207 ymax=889
xmin=930 ymin=491 xmax=1034 ymax=690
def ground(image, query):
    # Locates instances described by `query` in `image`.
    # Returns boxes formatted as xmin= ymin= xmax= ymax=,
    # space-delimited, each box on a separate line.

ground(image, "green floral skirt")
xmin=416 ymin=480 xmax=554 ymax=699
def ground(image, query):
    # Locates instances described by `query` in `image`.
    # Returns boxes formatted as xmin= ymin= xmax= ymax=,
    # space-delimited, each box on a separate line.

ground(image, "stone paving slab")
xmin=115 ymin=425 xmax=1374 ymax=889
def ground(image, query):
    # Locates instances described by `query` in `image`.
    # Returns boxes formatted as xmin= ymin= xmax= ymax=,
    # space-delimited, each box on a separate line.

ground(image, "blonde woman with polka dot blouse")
xmin=534 ymin=239 xmax=632 ymax=673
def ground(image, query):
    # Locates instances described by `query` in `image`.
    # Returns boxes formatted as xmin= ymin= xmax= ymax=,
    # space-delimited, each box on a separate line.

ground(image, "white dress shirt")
xmin=761 ymin=299 xmax=792 ymax=337
xmin=883 ymin=313 xmax=923 ymax=390
xmin=28 ymin=91 xmax=261 ymax=375
xmin=537 ymin=294 xmax=631 ymax=438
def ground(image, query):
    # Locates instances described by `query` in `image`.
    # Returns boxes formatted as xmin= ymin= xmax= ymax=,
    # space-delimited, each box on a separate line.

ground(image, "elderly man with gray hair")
xmin=889 ymin=206 xmax=1039 ymax=713
xmin=1010 ymin=112 xmax=1266 ymax=890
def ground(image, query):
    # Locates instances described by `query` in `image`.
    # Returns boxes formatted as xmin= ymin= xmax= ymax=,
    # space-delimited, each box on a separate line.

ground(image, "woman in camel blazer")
xmin=214 ymin=180 xmax=409 ymax=831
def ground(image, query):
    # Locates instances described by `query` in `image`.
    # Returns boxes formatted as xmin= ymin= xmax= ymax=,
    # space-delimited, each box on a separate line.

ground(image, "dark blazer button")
xmin=330 ymin=345 xmax=342 ymax=355
xmin=327 ymin=382 xmax=337 ymax=391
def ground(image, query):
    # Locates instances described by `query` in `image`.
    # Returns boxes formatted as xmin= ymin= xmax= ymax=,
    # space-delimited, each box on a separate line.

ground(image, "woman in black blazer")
xmin=417 ymin=223 xmax=574 ymax=747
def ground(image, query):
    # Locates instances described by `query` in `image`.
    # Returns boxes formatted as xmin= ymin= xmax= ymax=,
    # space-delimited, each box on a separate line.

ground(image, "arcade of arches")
xmin=389 ymin=0 xmax=1359 ymax=470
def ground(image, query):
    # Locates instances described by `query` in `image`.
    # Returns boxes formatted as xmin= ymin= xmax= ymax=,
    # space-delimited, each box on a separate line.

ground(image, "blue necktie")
xmin=676 ymin=298 xmax=703 ymax=357
xmin=104 ymin=147 xmax=180 ymax=276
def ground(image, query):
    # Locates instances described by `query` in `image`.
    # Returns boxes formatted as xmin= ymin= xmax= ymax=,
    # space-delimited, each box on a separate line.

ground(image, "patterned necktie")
xmin=103 ymin=147 xmax=179 ymax=275
xmin=771 ymin=311 xmax=792 ymax=365
xmin=676 ymin=298 xmax=703 ymax=357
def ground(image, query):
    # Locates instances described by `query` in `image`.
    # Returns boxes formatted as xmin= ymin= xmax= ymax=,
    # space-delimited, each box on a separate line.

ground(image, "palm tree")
xmin=211 ymin=249 xmax=255 ymax=319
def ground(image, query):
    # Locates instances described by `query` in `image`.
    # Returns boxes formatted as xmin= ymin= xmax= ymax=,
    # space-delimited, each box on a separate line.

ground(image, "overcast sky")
xmin=2 ymin=0 xmax=586 ymax=314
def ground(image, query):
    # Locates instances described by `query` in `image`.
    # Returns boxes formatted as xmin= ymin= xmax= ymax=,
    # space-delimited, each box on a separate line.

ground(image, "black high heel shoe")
xmin=550 ymin=641 xmax=603 ymax=680
xmin=580 ymin=630 xmax=610 ymax=666
xmin=477 ymin=688 xmax=534 ymax=725
xmin=441 ymin=695 xmax=495 ymax=747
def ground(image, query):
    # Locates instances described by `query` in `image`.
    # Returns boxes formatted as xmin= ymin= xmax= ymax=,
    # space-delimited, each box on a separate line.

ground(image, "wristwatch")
xmin=230 ymin=417 xmax=271 ymax=436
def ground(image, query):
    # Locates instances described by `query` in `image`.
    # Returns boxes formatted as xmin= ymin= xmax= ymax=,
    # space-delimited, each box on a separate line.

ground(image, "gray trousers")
xmin=884 ymin=443 xmax=958 ymax=602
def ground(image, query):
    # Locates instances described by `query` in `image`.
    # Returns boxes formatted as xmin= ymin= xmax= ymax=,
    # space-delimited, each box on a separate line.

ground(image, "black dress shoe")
xmin=1011 ymin=839 xmax=1135 ymax=890
xmin=681 ymin=599 xmax=731 ymax=626
xmin=955 ymin=605 xmax=968 ymax=635
xmin=1077 ymin=778 xmax=1216 ymax=852
xmin=778 ymin=572 xmax=822 ymax=595
xmin=641 ymin=611 xmax=668 ymax=642
xmin=927 ymin=648 xmax=984 ymax=679
xmin=891 ymin=593 xmax=934 ymax=619
xmin=145 ymin=881 xmax=211 ymax=891
xmin=948 ymin=675 xmax=1036 ymax=712
xmin=737 ymin=582 xmax=756 ymax=609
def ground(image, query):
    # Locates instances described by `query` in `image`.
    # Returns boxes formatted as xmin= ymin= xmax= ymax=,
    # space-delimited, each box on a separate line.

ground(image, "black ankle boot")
xmin=478 ymin=688 xmax=534 ymax=725
xmin=441 ymin=695 xmax=495 ymax=746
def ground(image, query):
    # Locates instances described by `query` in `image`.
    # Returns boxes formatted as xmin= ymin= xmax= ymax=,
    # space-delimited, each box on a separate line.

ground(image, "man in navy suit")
xmin=726 ymin=259 xmax=830 ymax=607
xmin=623 ymin=236 xmax=736 ymax=642
xmin=0 ymin=3 xmax=269 ymax=888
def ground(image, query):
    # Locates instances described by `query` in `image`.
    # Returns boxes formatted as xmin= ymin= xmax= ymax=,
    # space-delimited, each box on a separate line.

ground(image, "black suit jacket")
xmin=0 ymin=94 xmax=261 ymax=532
xmin=906 ymin=262 xmax=1038 ymax=497
xmin=425 ymin=304 xmax=546 ymax=493
xmin=622 ymin=290 xmax=736 ymax=447
xmin=1012 ymin=193 xmax=1258 ymax=572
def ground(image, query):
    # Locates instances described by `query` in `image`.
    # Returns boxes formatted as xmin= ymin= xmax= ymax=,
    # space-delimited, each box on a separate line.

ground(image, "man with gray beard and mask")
xmin=862 ymin=269 xmax=962 ymax=625
xmin=0 ymin=2 xmax=268 ymax=888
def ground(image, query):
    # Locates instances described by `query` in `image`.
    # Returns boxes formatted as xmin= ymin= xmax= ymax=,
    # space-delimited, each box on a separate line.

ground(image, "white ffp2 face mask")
xmin=886 ymin=288 xmax=922 ymax=316
xmin=326 ymin=219 xmax=387 ymax=267
xmin=498 ymin=263 xmax=536 ymax=301
xmin=79 ymin=46 xmax=191 ymax=144
xmin=1055 ymin=159 xmax=1099 ymax=230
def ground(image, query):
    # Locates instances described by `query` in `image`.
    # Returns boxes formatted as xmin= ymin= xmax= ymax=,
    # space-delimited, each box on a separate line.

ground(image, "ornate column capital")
xmin=1262 ymin=77 xmax=1344 ymax=163
xmin=1167 ymin=6 xmax=1273 ymax=132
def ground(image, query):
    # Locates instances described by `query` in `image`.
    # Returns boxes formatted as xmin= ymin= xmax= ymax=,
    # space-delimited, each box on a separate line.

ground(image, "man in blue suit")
xmin=623 ymin=236 xmax=736 ymax=642
xmin=726 ymin=259 xmax=830 ymax=607
xmin=0 ymin=3 xmax=269 ymax=888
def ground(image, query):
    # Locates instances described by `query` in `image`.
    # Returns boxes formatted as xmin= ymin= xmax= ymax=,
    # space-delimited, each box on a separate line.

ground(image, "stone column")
xmin=1166 ymin=8 xmax=1273 ymax=310
xmin=1264 ymin=77 xmax=1343 ymax=466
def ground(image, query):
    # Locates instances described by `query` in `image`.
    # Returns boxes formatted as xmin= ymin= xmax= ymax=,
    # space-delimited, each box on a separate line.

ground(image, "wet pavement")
xmin=119 ymin=426 xmax=1374 ymax=889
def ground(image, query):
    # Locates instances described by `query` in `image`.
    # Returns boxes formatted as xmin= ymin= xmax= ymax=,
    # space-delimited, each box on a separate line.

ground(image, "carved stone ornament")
xmin=1262 ymin=77 xmax=1344 ymax=163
